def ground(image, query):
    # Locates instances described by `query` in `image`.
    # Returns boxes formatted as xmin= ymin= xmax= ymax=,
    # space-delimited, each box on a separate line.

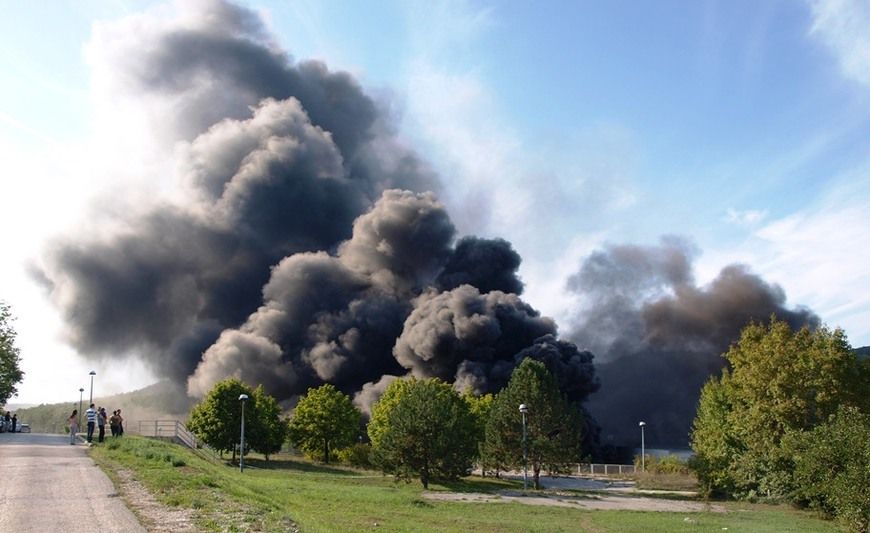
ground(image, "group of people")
xmin=2 ymin=411 xmax=18 ymax=433
xmin=67 ymin=404 xmax=124 ymax=445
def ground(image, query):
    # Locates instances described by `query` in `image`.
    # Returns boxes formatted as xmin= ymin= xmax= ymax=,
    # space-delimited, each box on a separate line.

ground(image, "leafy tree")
xmin=188 ymin=379 xmax=288 ymax=463
xmin=372 ymin=378 xmax=477 ymax=489
xmin=250 ymin=385 xmax=287 ymax=460
xmin=367 ymin=377 xmax=415 ymax=448
xmin=689 ymin=374 xmax=739 ymax=497
xmin=288 ymin=384 xmax=360 ymax=463
xmin=463 ymin=391 xmax=495 ymax=473
xmin=784 ymin=406 xmax=870 ymax=533
xmin=691 ymin=317 xmax=868 ymax=499
xmin=0 ymin=301 xmax=24 ymax=405
xmin=483 ymin=358 xmax=584 ymax=489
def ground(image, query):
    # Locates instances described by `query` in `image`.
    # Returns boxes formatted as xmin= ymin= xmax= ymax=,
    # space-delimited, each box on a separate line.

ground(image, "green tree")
xmin=463 ymin=391 xmax=495 ymax=472
xmin=288 ymin=384 xmax=360 ymax=463
xmin=784 ymin=406 xmax=870 ymax=533
xmin=372 ymin=379 xmax=477 ymax=489
xmin=367 ymin=377 xmax=415 ymax=448
xmin=187 ymin=378 xmax=254 ymax=461
xmin=689 ymin=374 xmax=739 ymax=497
xmin=483 ymin=358 xmax=584 ymax=489
xmin=690 ymin=317 xmax=868 ymax=499
xmin=0 ymin=301 xmax=24 ymax=405
xmin=249 ymin=385 xmax=287 ymax=460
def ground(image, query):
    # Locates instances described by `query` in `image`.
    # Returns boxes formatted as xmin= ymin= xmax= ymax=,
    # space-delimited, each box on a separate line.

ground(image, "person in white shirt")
xmin=85 ymin=404 xmax=97 ymax=443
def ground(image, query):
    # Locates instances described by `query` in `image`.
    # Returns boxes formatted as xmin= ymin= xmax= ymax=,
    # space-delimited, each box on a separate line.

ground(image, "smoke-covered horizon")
xmin=36 ymin=0 xmax=824 ymax=449
xmin=566 ymin=237 xmax=818 ymax=446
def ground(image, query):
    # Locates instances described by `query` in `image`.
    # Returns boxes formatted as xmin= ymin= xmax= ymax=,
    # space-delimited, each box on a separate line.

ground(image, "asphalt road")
xmin=0 ymin=432 xmax=146 ymax=532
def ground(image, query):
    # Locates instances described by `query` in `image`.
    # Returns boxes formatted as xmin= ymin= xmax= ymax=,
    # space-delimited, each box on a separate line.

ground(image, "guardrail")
xmin=575 ymin=463 xmax=637 ymax=476
xmin=137 ymin=419 xmax=198 ymax=449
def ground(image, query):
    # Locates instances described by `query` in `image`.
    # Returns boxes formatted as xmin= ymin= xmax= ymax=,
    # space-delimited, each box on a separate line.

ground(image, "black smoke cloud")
xmin=42 ymin=0 xmax=596 ymax=418
xmin=40 ymin=0 xmax=436 ymax=382
xmin=567 ymin=237 xmax=818 ymax=447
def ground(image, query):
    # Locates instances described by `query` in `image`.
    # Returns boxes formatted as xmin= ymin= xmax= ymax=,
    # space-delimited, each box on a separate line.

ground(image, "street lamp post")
xmin=89 ymin=370 xmax=96 ymax=405
xmin=519 ymin=403 xmax=529 ymax=490
xmin=78 ymin=388 xmax=84 ymax=429
xmin=639 ymin=421 xmax=646 ymax=472
xmin=239 ymin=394 xmax=249 ymax=473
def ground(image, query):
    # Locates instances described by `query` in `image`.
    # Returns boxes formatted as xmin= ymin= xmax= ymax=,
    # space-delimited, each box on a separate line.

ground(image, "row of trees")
xmin=690 ymin=317 xmax=870 ymax=532
xmin=190 ymin=358 xmax=587 ymax=490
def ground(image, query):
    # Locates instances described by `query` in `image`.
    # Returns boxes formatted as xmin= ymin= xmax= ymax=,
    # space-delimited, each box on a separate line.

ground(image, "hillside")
xmin=12 ymin=381 xmax=193 ymax=434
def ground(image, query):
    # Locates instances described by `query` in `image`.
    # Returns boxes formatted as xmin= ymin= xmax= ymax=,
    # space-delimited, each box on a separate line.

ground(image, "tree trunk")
xmin=533 ymin=464 xmax=541 ymax=490
xmin=323 ymin=439 xmax=329 ymax=464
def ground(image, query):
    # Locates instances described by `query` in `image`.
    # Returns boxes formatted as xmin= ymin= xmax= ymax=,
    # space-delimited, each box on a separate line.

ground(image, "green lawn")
xmin=90 ymin=437 xmax=835 ymax=532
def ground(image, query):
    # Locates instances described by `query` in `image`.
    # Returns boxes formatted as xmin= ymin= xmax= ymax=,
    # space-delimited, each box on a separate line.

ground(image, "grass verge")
xmin=91 ymin=437 xmax=834 ymax=532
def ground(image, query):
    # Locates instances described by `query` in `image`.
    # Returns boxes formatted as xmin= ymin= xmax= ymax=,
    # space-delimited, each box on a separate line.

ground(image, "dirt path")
xmin=425 ymin=490 xmax=726 ymax=513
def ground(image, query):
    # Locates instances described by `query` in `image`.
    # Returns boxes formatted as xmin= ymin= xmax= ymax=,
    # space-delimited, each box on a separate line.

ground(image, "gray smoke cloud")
xmin=567 ymin=237 xmax=818 ymax=447
xmin=40 ymin=0 xmax=437 ymax=383
xmin=49 ymin=10 xmax=586 ymax=413
xmin=187 ymin=189 xmax=455 ymax=398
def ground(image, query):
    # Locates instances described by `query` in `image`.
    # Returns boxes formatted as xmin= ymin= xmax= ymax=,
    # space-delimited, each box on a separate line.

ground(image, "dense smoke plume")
xmin=37 ymin=0 xmax=820 ymax=453
xmin=39 ymin=0 xmax=597 ymax=417
xmin=40 ymin=0 xmax=436 ymax=383
xmin=567 ymin=237 xmax=818 ymax=446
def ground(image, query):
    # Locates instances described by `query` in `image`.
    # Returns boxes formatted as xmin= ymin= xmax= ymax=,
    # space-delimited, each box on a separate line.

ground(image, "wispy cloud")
xmin=724 ymin=207 xmax=768 ymax=226
xmin=809 ymin=0 xmax=870 ymax=87
xmin=707 ymin=173 xmax=870 ymax=345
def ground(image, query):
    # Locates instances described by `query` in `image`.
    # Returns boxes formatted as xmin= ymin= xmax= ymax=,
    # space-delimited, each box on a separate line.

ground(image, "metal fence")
xmin=574 ymin=463 xmax=637 ymax=476
xmin=137 ymin=419 xmax=198 ymax=449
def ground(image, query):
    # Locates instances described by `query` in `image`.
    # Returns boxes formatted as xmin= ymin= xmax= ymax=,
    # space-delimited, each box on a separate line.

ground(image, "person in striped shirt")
xmin=85 ymin=404 xmax=97 ymax=443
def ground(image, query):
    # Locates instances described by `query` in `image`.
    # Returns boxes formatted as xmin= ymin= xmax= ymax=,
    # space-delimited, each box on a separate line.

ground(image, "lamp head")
xmin=519 ymin=404 xmax=528 ymax=413
xmin=239 ymin=394 xmax=249 ymax=401
xmin=639 ymin=421 xmax=646 ymax=427
xmin=89 ymin=370 xmax=96 ymax=376
xmin=79 ymin=388 xmax=84 ymax=392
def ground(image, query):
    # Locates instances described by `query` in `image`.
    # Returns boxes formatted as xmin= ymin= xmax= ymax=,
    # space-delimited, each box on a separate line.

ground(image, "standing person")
xmin=85 ymin=404 xmax=97 ymax=443
xmin=3 ymin=411 xmax=9 ymax=432
xmin=97 ymin=407 xmax=107 ymax=443
xmin=110 ymin=410 xmax=120 ymax=437
xmin=11 ymin=413 xmax=17 ymax=433
xmin=68 ymin=410 xmax=78 ymax=445
xmin=117 ymin=409 xmax=124 ymax=436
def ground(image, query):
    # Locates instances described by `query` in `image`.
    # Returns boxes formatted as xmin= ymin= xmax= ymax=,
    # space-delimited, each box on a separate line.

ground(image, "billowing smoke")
xmin=38 ymin=1 xmax=814 ymax=452
xmin=39 ymin=0 xmax=598 ymax=421
xmin=39 ymin=0 xmax=436 ymax=383
xmin=567 ymin=237 xmax=818 ymax=447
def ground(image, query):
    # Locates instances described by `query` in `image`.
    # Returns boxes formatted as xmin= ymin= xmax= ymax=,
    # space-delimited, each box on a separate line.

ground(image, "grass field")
xmin=90 ymin=436 xmax=835 ymax=532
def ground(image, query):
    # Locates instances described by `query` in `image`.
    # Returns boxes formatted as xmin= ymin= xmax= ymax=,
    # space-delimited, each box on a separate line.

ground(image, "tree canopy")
xmin=483 ymin=358 xmax=584 ymax=489
xmin=691 ymin=317 xmax=868 ymax=499
xmin=0 ymin=301 xmax=24 ymax=406
xmin=784 ymin=406 xmax=870 ymax=533
xmin=187 ymin=378 xmax=286 ymax=461
xmin=372 ymin=378 xmax=477 ymax=489
xmin=250 ymin=385 xmax=288 ymax=460
xmin=367 ymin=377 xmax=415 ymax=448
xmin=288 ymin=383 xmax=360 ymax=463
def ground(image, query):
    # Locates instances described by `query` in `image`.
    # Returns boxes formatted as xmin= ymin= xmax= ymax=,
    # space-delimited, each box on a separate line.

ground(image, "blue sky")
xmin=2 ymin=0 xmax=869 ymax=404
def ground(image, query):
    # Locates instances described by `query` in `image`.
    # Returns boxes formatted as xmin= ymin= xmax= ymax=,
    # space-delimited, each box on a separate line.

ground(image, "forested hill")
xmin=11 ymin=381 xmax=191 ymax=434
xmin=856 ymin=346 xmax=870 ymax=359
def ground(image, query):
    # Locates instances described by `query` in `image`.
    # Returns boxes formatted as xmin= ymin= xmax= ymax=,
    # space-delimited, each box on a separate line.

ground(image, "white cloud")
xmin=809 ymin=0 xmax=870 ymax=87
xmin=724 ymin=207 xmax=768 ymax=226
xmin=703 ymin=176 xmax=870 ymax=346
